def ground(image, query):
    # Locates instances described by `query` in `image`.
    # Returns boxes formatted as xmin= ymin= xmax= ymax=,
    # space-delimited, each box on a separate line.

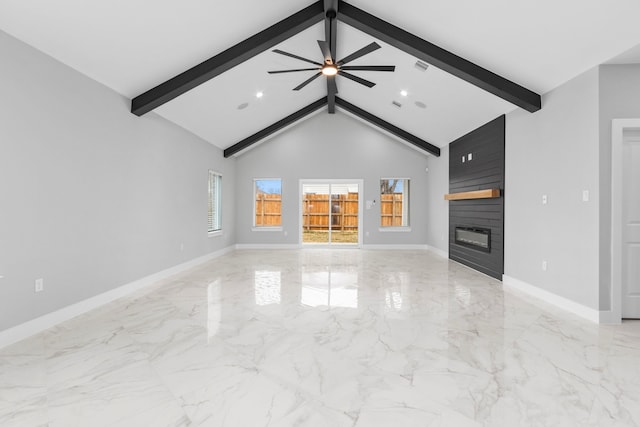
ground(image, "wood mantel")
xmin=444 ymin=188 xmax=501 ymax=201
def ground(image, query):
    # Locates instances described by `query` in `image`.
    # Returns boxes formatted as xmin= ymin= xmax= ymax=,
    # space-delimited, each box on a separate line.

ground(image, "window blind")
xmin=208 ymin=171 xmax=222 ymax=232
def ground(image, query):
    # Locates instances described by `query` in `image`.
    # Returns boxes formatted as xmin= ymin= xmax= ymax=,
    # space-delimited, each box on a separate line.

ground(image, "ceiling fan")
xmin=267 ymin=40 xmax=395 ymax=93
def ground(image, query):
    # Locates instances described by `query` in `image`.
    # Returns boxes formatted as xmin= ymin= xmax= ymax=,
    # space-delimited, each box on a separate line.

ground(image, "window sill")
xmin=252 ymin=227 xmax=283 ymax=232
xmin=208 ymin=230 xmax=223 ymax=237
xmin=379 ymin=227 xmax=412 ymax=233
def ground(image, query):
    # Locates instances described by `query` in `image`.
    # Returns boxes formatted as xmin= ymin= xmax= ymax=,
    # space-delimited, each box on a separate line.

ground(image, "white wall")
xmin=234 ymin=112 xmax=434 ymax=246
xmin=504 ymin=67 xmax=600 ymax=310
xmin=0 ymin=31 xmax=236 ymax=331
xmin=598 ymin=64 xmax=640 ymax=311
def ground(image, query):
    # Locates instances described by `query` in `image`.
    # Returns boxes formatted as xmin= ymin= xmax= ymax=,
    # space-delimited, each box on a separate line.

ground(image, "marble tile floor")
xmin=1 ymin=249 xmax=639 ymax=427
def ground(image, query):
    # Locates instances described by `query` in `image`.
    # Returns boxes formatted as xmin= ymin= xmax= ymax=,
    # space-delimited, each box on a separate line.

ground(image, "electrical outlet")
xmin=542 ymin=261 xmax=547 ymax=271
xmin=180 ymin=243 xmax=184 ymax=252
xmin=284 ymin=231 xmax=288 ymax=237
xmin=35 ymin=278 xmax=44 ymax=293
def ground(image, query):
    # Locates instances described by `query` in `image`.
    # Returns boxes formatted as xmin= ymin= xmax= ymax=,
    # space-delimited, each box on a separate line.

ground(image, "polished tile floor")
xmin=1 ymin=249 xmax=639 ymax=426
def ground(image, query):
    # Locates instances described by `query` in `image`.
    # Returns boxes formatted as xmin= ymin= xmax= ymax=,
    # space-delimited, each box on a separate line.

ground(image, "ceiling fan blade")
xmin=272 ymin=49 xmax=322 ymax=66
xmin=337 ymin=42 xmax=381 ymax=65
xmin=317 ymin=40 xmax=333 ymax=64
xmin=338 ymin=71 xmax=376 ymax=88
xmin=340 ymin=65 xmax=395 ymax=72
xmin=268 ymin=68 xmax=320 ymax=74
xmin=293 ymin=72 xmax=322 ymax=91
xmin=327 ymin=75 xmax=338 ymax=96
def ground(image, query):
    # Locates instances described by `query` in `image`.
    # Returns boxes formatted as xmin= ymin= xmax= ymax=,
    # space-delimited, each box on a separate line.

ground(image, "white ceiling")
xmin=606 ymin=43 xmax=640 ymax=64
xmin=2 ymin=0 xmax=640 ymax=153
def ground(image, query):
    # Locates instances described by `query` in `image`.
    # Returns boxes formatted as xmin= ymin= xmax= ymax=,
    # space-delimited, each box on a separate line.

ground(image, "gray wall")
xmin=7 ymin=19 xmax=633 ymax=333
xmin=425 ymin=146 xmax=449 ymax=253
xmin=0 ymin=31 xmax=235 ymax=331
xmin=504 ymin=67 xmax=600 ymax=309
xmin=598 ymin=64 xmax=640 ymax=310
xmin=234 ymin=112 xmax=433 ymax=246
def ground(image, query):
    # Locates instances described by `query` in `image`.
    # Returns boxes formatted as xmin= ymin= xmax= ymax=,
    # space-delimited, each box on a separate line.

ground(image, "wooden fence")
xmin=302 ymin=193 xmax=359 ymax=231
xmin=255 ymin=192 xmax=404 ymax=228
xmin=255 ymin=193 xmax=282 ymax=226
xmin=380 ymin=194 xmax=405 ymax=227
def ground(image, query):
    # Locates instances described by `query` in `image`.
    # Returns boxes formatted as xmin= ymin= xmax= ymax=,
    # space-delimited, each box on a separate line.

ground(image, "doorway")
xmin=300 ymin=180 xmax=362 ymax=246
xmin=612 ymin=119 xmax=640 ymax=321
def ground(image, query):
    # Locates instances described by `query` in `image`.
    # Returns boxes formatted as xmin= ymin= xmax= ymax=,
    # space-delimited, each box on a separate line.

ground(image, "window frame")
xmin=208 ymin=170 xmax=222 ymax=236
xmin=252 ymin=178 xmax=283 ymax=231
xmin=379 ymin=177 xmax=411 ymax=232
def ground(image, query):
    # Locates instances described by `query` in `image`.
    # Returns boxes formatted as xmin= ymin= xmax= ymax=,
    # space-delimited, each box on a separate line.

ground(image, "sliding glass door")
xmin=300 ymin=180 xmax=362 ymax=246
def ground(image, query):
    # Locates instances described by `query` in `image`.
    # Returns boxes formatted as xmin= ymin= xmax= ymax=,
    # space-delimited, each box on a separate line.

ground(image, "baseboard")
xmin=0 ymin=245 xmax=235 ymax=350
xmin=236 ymin=243 xmax=434 ymax=251
xmin=427 ymin=246 xmax=449 ymax=259
xmin=502 ymin=275 xmax=600 ymax=323
xmin=235 ymin=244 xmax=300 ymax=250
xmin=362 ymin=244 xmax=430 ymax=250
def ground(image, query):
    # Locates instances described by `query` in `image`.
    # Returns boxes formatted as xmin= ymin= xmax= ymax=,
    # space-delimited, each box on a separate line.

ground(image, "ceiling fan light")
xmin=322 ymin=65 xmax=338 ymax=76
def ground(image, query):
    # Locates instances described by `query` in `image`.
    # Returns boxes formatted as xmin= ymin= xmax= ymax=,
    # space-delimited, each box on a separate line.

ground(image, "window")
xmin=254 ymin=179 xmax=282 ymax=228
xmin=208 ymin=171 xmax=222 ymax=233
xmin=380 ymin=178 xmax=410 ymax=228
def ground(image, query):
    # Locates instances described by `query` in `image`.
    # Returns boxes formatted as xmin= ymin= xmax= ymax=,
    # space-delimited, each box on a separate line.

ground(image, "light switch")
xmin=462 ymin=156 xmax=465 ymax=163
xmin=468 ymin=153 xmax=473 ymax=161
xmin=542 ymin=194 xmax=548 ymax=205
xmin=582 ymin=190 xmax=589 ymax=202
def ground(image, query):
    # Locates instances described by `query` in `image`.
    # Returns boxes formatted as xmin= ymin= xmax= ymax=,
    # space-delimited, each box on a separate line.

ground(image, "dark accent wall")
xmin=448 ymin=115 xmax=505 ymax=280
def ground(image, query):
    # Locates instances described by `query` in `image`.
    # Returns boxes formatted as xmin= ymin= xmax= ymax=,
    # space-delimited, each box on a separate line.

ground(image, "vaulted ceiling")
xmin=2 ymin=0 xmax=640 ymax=157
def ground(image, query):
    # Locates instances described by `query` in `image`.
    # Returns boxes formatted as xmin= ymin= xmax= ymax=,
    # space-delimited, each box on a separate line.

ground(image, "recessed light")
xmin=255 ymin=91 xmax=264 ymax=99
xmin=400 ymin=90 xmax=408 ymax=97
xmin=237 ymin=102 xmax=249 ymax=110
xmin=415 ymin=101 xmax=427 ymax=109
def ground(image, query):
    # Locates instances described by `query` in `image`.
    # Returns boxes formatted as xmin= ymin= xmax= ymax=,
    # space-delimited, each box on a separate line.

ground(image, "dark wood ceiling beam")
xmin=131 ymin=2 xmax=325 ymax=116
xmin=335 ymin=97 xmax=440 ymax=156
xmin=337 ymin=1 xmax=541 ymax=113
xmin=224 ymin=98 xmax=328 ymax=157
xmin=324 ymin=0 xmax=338 ymax=60
xmin=324 ymin=0 xmax=338 ymax=113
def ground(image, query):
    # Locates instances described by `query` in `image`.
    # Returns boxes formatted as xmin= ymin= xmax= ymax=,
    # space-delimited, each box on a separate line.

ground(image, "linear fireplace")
xmin=455 ymin=226 xmax=491 ymax=252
